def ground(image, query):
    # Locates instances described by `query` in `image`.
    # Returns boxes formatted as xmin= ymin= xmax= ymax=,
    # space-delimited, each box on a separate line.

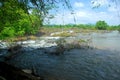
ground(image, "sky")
xmin=45 ymin=0 xmax=120 ymax=25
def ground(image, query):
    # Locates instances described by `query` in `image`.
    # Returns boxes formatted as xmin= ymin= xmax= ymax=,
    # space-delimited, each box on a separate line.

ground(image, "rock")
xmin=0 ymin=76 xmax=6 ymax=80
xmin=44 ymin=42 xmax=57 ymax=47
xmin=22 ymin=40 xmax=36 ymax=44
xmin=45 ymin=46 xmax=58 ymax=54
xmin=4 ymin=45 xmax=22 ymax=60
xmin=0 ymin=62 xmax=42 ymax=80
xmin=39 ymin=37 xmax=60 ymax=40
xmin=45 ymin=46 xmax=65 ymax=55
xmin=38 ymin=40 xmax=46 ymax=47
xmin=50 ymin=32 xmax=63 ymax=36
xmin=69 ymin=30 xmax=74 ymax=33
xmin=0 ymin=42 xmax=8 ymax=49
xmin=22 ymin=69 xmax=32 ymax=74
xmin=8 ymin=45 xmax=22 ymax=53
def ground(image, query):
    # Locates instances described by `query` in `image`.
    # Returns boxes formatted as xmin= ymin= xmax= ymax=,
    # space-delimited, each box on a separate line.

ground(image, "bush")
xmin=0 ymin=27 xmax=15 ymax=39
xmin=0 ymin=5 xmax=42 ymax=40
xmin=95 ymin=20 xmax=108 ymax=30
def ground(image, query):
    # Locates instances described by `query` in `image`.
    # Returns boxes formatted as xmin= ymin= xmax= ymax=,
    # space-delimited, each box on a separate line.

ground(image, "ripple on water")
xmin=7 ymin=48 xmax=120 ymax=80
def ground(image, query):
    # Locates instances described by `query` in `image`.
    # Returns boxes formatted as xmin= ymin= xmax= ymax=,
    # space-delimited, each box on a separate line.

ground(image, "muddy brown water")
xmin=4 ymin=31 xmax=120 ymax=80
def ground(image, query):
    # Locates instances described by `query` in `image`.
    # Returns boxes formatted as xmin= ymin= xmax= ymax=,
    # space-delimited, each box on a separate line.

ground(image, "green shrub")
xmin=95 ymin=20 xmax=108 ymax=30
xmin=0 ymin=3 xmax=42 ymax=40
xmin=0 ymin=27 xmax=15 ymax=39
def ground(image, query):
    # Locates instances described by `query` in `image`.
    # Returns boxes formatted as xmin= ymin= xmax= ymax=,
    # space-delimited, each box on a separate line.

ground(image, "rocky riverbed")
xmin=0 ymin=36 xmax=91 ymax=58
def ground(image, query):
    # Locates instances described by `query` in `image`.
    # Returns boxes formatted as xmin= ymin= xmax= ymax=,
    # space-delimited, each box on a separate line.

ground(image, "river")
xmin=3 ymin=31 xmax=120 ymax=80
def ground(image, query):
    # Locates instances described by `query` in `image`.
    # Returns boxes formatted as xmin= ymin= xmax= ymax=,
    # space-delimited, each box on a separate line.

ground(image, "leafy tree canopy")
xmin=0 ymin=0 xmax=43 ymax=39
xmin=95 ymin=20 xmax=108 ymax=30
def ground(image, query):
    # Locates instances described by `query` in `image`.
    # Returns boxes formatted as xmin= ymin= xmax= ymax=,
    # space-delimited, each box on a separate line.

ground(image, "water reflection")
xmin=91 ymin=31 xmax=120 ymax=51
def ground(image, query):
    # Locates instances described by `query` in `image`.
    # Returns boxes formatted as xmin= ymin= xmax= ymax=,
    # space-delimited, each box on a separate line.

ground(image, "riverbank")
xmin=0 ymin=28 xmax=113 ymax=42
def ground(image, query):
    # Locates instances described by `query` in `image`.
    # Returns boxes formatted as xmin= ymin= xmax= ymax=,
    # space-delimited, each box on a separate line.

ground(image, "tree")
xmin=0 ymin=0 xmax=43 ymax=39
xmin=95 ymin=20 xmax=108 ymax=30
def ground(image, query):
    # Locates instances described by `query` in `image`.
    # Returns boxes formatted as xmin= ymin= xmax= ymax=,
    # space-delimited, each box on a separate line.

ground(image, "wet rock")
xmin=4 ymin=45 xmax=22 ymax=60
xmin=50 ymin=31 xmax=74 ymax=36
xmin=8 ymin=45 xmax=22 ymax=53
xmin=21 ymin=39 xmax=57 ymax=52
xmin=0 ymin=62 xmax=42 ymax=80
xmin=22 ymin=69 xmax=32 ymax=74
xmin=45 ymin=46 xmax=65 ymax=55
xmin=22 ymin=40 xmax=36 ymax=44
xmin=44 ymin=46 xmax=58 ymax=54
xmin=0 ymin=42 xmax=8 ymax=49
xmin=0 ymin=76 xmax=6 ymax=80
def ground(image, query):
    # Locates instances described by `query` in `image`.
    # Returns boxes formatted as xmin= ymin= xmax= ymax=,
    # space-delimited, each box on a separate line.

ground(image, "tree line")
xmin=45 ymin=20 xmax=120 ymax=31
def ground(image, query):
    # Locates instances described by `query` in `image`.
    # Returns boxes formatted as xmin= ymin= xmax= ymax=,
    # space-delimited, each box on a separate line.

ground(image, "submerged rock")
xmin=44 ymin=46 xmax=62 ymax=55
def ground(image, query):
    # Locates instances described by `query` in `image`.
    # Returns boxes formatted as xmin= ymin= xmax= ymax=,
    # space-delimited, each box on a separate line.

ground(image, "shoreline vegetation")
xmin=0 ymin=26 xmax=118 ymax=42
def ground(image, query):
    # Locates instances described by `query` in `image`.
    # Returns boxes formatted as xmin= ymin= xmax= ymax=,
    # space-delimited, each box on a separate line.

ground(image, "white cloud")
xmin=74 ymin=2 xmax=84 ymax=8
xmin=48 ymin=9 xmax=119 ymax=25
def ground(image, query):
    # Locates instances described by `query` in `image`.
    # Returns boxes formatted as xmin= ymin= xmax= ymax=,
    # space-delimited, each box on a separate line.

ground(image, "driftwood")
xmin=0 ymin=62 xmax=42 ymax=80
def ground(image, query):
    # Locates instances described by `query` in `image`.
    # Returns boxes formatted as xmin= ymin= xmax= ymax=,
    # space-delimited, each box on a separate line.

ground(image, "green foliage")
xmin=44 ymin=22 xmax=120 ymax=32
xmin=117 ymin=25 xmax=120 ymax=31
xmin=0 ymin=27 xmax=15 ymax=39
xmin=45 ymin=24 xmax=96 ymax=30
xmin=95 ymin=20 xmax=108 ymax=30
xmin=0 ymin=0 xmax=42 ymax=40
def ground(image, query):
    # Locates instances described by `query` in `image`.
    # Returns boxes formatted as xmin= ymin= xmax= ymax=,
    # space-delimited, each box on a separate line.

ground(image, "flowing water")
xmin=5 ymin=31 xmax=120 ymax=80
xmin=92 ymin=31 xmax=120 ymax=51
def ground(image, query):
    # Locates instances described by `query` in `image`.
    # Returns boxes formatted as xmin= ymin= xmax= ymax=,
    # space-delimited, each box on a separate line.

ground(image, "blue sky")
xmin=45 ymin=0 xmax=120 ymax=25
